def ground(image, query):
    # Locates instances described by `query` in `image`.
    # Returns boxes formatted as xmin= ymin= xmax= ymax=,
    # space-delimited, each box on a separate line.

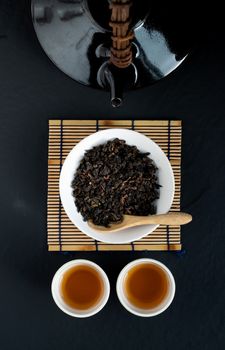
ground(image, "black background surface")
xmin=1 ymin=1 xmax=225 ymax=349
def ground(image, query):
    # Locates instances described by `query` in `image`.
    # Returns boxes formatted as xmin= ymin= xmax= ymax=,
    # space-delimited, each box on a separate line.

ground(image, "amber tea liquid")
xmin=124 ymin=263 xmax=169 ymax=309
xmin=60 ymin=265 xmax=104 ymax=310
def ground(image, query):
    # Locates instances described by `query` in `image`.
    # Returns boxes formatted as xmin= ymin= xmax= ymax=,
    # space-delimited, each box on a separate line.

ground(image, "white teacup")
xmin=51 ymin=259 xmax=110 ymax=318
xmin=116 ymin=258 xmax=175 ymax=317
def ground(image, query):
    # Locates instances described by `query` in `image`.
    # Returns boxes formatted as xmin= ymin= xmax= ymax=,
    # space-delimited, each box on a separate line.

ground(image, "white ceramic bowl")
xmin=51 ymin=259 xmax=110 ymax=318
xmin=116 ymin=258 xmax=176 ymax=317
xmin=60 ymin=129 xmax=174 ymax=244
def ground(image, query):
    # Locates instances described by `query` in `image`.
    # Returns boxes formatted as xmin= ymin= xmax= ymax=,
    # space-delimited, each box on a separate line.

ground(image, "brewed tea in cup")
xmin=51 ymin=260 xmax=110 ymax=317
xmin=117 ymin=258 xmax=175 ymax=317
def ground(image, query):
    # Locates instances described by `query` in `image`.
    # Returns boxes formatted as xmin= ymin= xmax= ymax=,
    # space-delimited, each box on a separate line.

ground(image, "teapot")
xmin=32 ymin=0 xmax=192 ymax=107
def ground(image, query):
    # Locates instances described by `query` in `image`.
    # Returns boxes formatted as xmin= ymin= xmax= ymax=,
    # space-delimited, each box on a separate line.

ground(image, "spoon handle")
xmin=140 ymin=212 xmax=192 ymax=225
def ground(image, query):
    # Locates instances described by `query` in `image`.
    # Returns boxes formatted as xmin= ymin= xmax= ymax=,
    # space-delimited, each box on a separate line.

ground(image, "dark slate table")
xmin=0 ymin=1 xmax=225 ymax=349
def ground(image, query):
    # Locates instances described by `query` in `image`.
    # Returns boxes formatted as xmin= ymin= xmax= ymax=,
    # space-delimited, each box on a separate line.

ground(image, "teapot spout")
xmin=97 ymin=62 xmax=137 ymax=108
xmin=104 ymin=66 xmax=123 ymax=108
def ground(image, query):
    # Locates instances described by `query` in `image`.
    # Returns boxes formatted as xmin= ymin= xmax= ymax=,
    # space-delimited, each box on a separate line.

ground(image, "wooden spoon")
xmin=88 ymin=212 xmax=192 ymax=233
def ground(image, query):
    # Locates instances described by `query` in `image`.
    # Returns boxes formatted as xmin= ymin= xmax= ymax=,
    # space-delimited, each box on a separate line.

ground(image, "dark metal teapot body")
xmin=32 ymin=0 xmax=193 ymax=103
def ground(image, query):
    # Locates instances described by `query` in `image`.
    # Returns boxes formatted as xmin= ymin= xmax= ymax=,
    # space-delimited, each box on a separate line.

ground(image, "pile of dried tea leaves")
xmin=72 ymin=138 xmax=160 ymax=227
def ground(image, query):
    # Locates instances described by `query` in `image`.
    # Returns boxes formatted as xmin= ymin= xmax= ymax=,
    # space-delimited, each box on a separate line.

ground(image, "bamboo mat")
xmin=48 ymin=120 xmax=182 ymax=251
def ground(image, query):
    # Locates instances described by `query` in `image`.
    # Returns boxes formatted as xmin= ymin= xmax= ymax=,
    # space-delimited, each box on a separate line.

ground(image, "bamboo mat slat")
xmin=47 ymin=120 xmax=182 ymax=251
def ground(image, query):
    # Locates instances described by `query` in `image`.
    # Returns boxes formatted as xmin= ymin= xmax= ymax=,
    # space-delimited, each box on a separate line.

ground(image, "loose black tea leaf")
xmin=72 ymin=139 xmax=160 ymax=227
